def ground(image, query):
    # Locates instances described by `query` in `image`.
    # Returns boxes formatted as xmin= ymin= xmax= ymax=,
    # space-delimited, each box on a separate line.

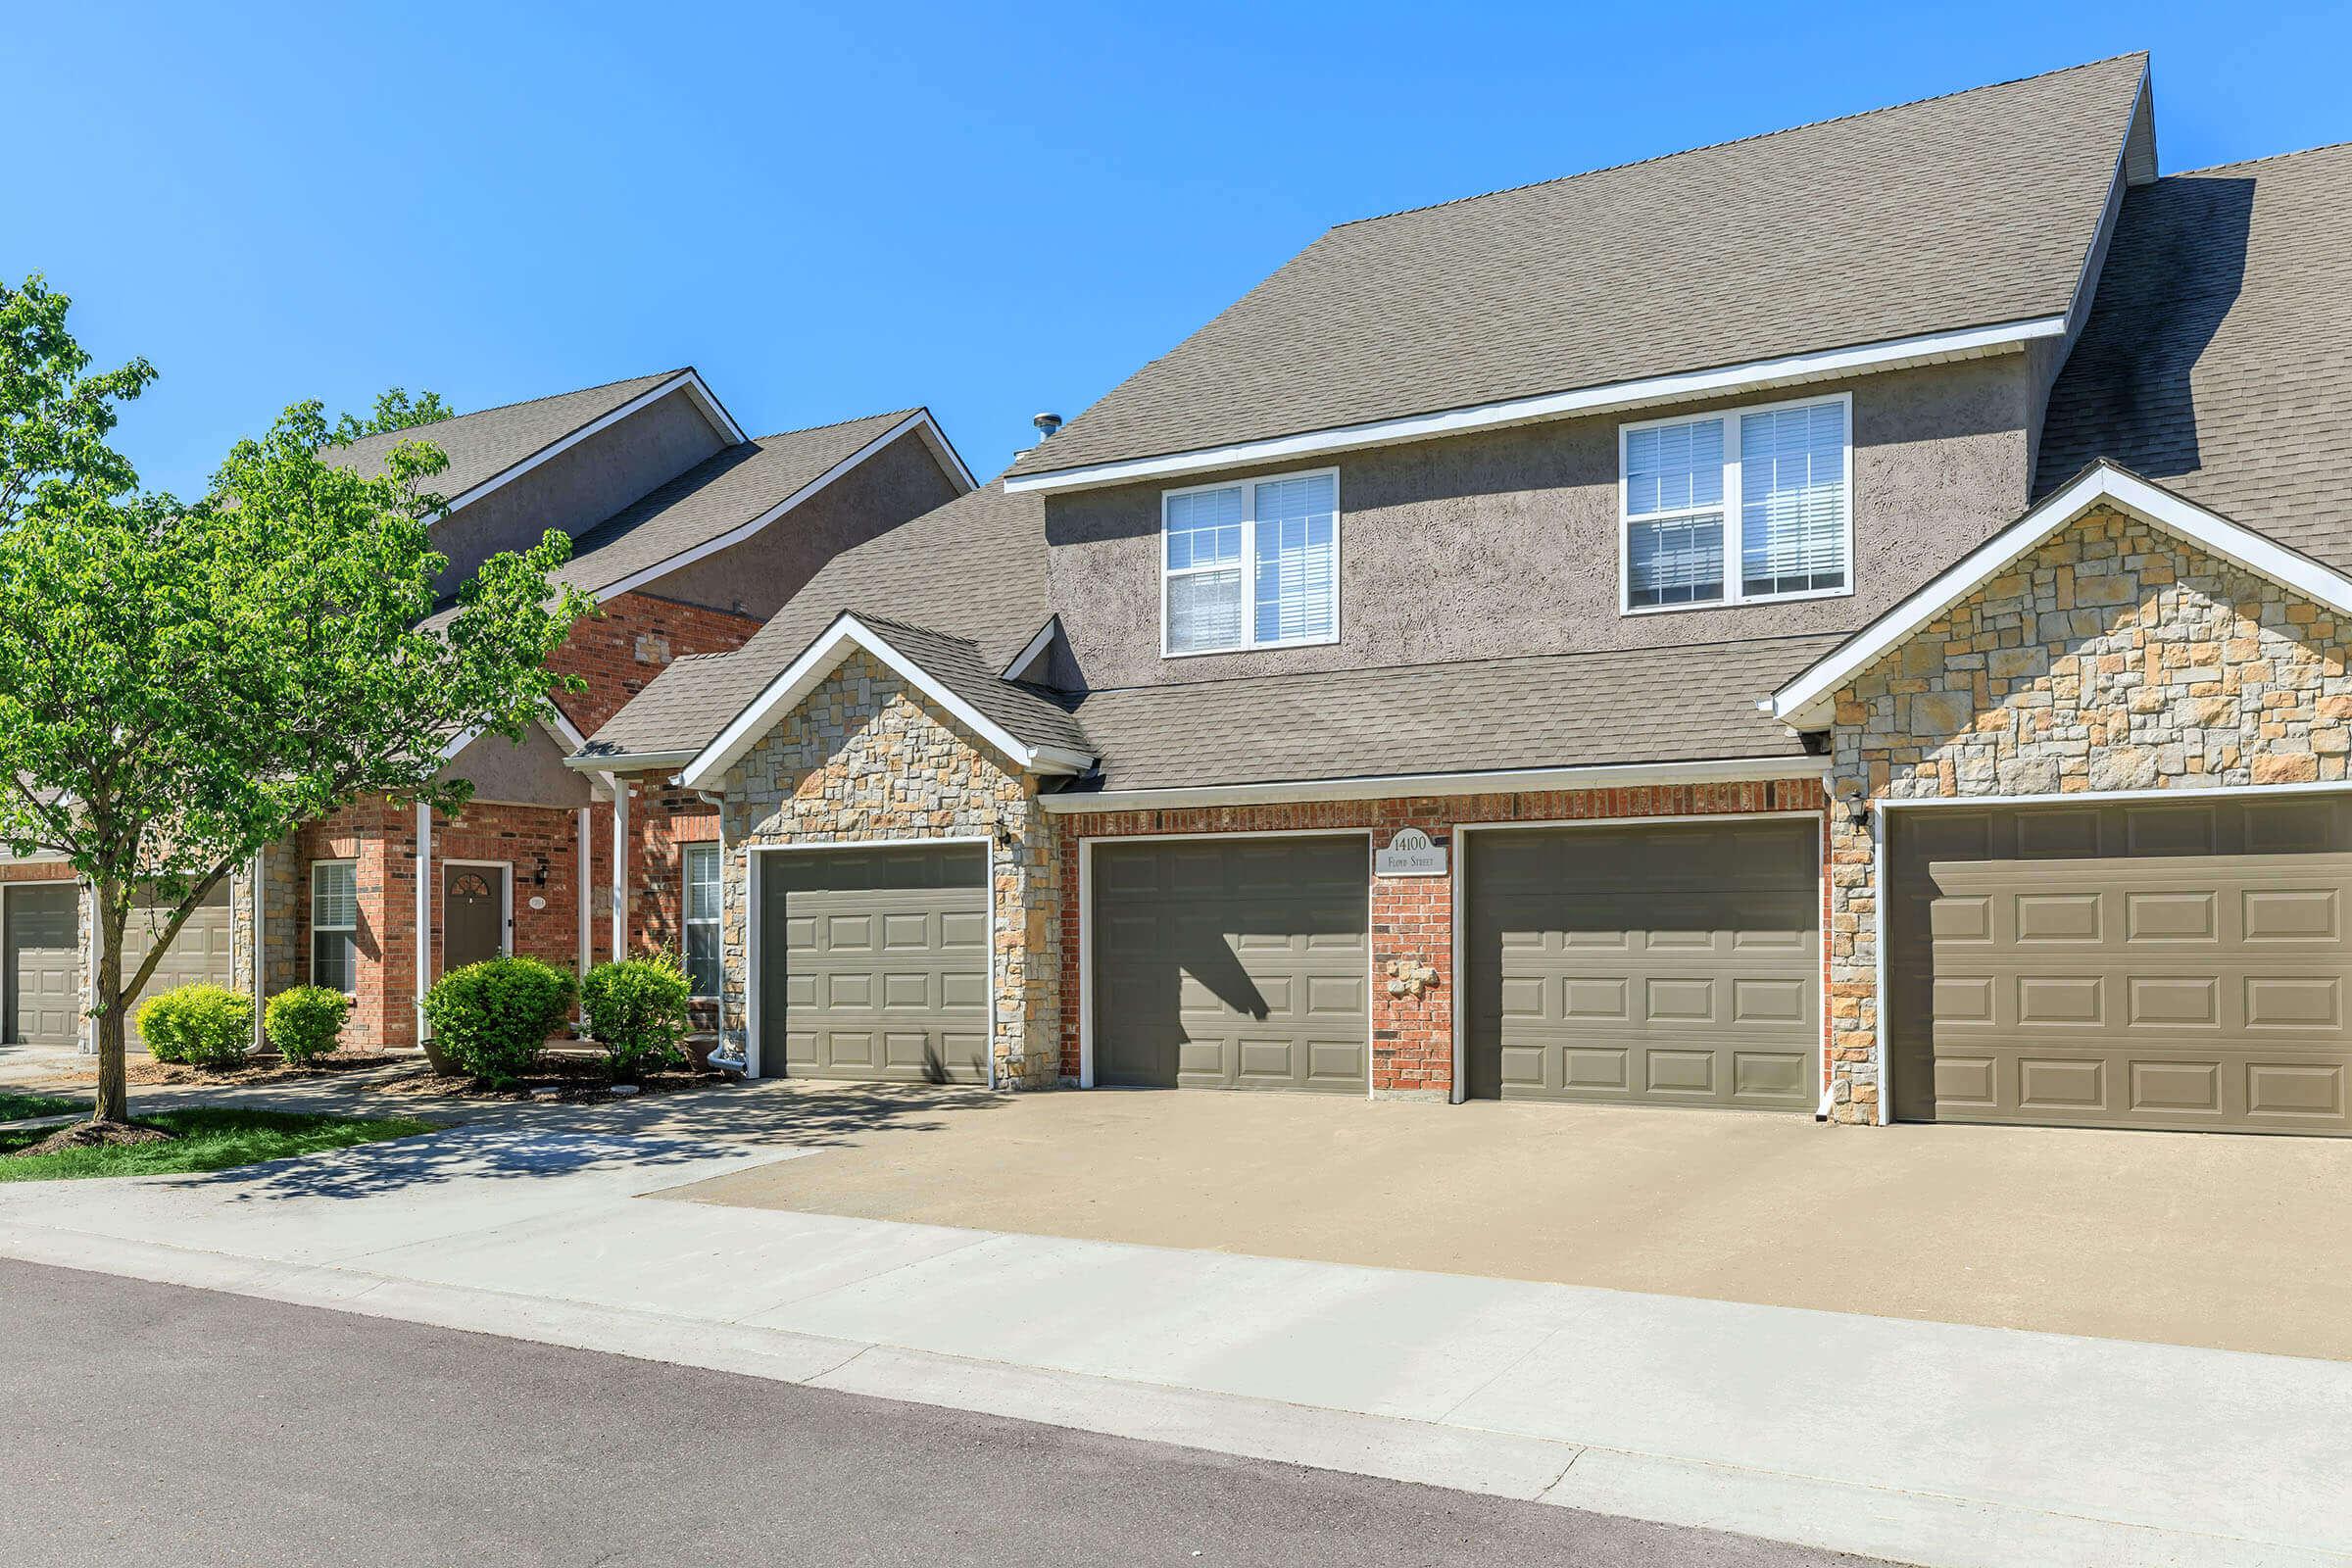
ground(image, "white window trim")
xmin=683 ymin=842 xmax=722 ymax=1000
xmin=1159 ymin=466 xmax=1342 ymax=659
xmin=1618 ymin=390 xmax=1855 ymax=616
xmin=310 ymin=859 xmax=360 ymax=995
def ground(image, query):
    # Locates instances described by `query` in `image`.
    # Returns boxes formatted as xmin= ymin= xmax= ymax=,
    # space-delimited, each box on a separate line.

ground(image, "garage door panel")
xmin=6 ymin=884 xmax=80 ymax=1049
xmin=1733 ymin=1050 xmax=1809 ymax=1101
xmin=122 ymin=884 xmax=233 ymax=1044
xmin=1466 ymin=820 xmax=1820 ymax=1110
xmin=1093 ymin=838 xmax=1369 ymax=1092
xmin=1895 ymin=812 xmax=2352 ymax=1133
xmin=759 ymin=846 xmax=990 ymax=1085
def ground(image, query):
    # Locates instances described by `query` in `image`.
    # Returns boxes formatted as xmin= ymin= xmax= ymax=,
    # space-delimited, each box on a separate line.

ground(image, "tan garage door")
xmin=1092 ymin=837 xmax=1368 ymax=1091
xmin=759 ymin=845 xmax=989 ymax=1084
xmin=1891 ymin=798 xmax=2352 ymax=1134
xmin=1465 ymin=820 xmax=1820 ymax=1109
xmin=124 ymin=883 xmax=234 ymax=1043
xmin=5 ymin=884 xmax=80 ymax=1048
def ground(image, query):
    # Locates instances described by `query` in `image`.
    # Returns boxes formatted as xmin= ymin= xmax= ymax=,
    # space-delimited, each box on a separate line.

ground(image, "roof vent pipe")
xmin=1032 ymin=412 xmax=1062 ymax=439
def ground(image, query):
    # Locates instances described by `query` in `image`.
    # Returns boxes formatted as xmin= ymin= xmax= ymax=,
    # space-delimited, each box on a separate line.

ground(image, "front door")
xmin=443 ymin=864 xmax=507 ymax=972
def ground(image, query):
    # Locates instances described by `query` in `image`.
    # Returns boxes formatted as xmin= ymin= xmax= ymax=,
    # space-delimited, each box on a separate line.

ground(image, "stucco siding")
xmin=650 ymin=428 xmax=962 ymax=620
xmin=1044 ymin=356 xmax=2034 ymax=691
xmin=432 ymin=388 xmax=730 ymax=596
xmin=439 ymin=725 xmax=594 ymax=810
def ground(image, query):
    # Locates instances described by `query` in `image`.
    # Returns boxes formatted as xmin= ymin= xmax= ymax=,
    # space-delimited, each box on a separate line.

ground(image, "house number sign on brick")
xmin=1375 ymin=827 xmax=1447 ymax=877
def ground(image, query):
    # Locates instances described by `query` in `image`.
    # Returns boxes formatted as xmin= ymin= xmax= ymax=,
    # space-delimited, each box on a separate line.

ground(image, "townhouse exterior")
xmin=13 ymin=54 xmax=2350 ymax=1145
xmin=577 ymin=53 xmax=2352 ymax=1137
xmin=0 ymin=368 xmax=973 ymax=1054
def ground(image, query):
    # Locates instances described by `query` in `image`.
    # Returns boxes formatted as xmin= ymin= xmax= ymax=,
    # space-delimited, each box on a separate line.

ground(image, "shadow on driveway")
xmin=159 ymin=1081 xmax=1008 ymax=1204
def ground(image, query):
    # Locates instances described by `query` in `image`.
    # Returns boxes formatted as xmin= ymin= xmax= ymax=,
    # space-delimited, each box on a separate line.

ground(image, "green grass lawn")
xmin=0 ymin=1092 xmax=89 ymax=1122
xmin=0 ymin=1106 xmax=435 ymax=1182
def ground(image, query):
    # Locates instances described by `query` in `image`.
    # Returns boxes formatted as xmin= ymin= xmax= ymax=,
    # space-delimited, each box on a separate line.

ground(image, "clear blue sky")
xmin=9 ymin=1 xmax=2344 ymax=499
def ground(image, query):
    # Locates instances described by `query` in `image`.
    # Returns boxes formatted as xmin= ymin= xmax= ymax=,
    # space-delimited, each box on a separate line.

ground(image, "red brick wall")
xmin=428 ymin=801 xmax=593 ymax=980
xmin=616 ymin=770 xmax=720 ymax=960
xmin=1053 ymin=779 xmax=1828 ymax=1097
xmin=287 ymin=798 xmax=603 ymax=1051
xmin=548 ymin=591 xmax=761 ymax=736
xmin=293 ymin=798 xmax=416 ymax=1051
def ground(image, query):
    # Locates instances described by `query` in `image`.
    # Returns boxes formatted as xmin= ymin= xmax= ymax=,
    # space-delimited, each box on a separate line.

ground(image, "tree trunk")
xmin=93 ymin=923 xmax=128 ymax=1125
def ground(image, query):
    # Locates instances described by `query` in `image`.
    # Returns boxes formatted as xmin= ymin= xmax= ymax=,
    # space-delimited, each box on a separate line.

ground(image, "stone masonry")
xmin=715 ymin=650 xmax=1060 ymax=1088
xmin=1825 ymin=504 xmax=2352 ymax=1120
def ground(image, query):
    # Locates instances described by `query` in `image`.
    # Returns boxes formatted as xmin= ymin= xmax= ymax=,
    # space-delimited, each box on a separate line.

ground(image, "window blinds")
xmin=1740 ymin=402 xmax=1847 ymax=597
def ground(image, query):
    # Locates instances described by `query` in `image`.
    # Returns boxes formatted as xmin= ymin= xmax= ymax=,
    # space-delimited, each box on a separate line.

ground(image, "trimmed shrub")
xmin=136 ymin=983 xmax=253 ymax=1067
xmin=580 ymin=956 xmax=691 ymax=1082
xmin=419 ymin=957 xmax=577 ymax=1085
xmin=265 ymin=986 xmax=351 ymax=1066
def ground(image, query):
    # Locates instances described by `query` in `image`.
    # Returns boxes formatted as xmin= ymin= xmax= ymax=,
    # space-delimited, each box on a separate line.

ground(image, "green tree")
xmin=0 ymin=275 xmax=155 ymax=527
xmin=0 ymin=278 xmax=591 ymax=1127
xmin=333 ymin=387 xmax=456 ymax=442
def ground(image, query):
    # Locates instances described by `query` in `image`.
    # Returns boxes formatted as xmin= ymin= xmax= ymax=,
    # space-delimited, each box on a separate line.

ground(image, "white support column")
xmin=250 ymin=849 xmax=267 ymax=1052
xmin=611 ymin=783 xmax=629 ymax=962
xmin=416 ymin=802 xmax=433 ymax=1044
xmin=575 ymin=805 xmax=593 ymax=977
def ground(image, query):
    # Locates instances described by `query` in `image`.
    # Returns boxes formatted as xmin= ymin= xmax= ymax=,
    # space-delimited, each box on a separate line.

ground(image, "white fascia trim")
xmin=562 ymin=748 xmax=696 ymax=774
xmin=910 ymin=414 xmax=978 ymax=494
xmin=1769 ymin=463 xmax=2352 ymax=727
xmin=1001 ymin=616 xmax=1060 ymax=683
xmin=681 ymin=612 xmax=1096 ymax=790
xmin=438 ymin=370 xmax=742 ymax=517
xmin=440 ymin=708 xmax=589 ymax=764
xmin=588 ymin=411 xmax=971 ymax=603
xmin=1036 ymin=754 xmax=1825 ymax=813
xmin=1002 ymin=317 xmax=2068 ymax=496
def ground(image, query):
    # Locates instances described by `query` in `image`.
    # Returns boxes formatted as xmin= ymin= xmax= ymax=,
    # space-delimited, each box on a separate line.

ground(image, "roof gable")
xmin=1012 ymin=54 xmax=2147 ymax=486
xmin=678 ymin=612 xmax=1094 ymax=790
xmin=552 ymin=409 xmax=969 ymax=599
xmin=325 ymin=368 xmax=743 ymax=513
xmin=1771 ymin=464 xmax=2352 ymax=726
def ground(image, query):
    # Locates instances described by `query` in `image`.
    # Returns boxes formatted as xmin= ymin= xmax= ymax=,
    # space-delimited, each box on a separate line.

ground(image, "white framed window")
xmin=311 ymin=860 xmax=359 ymax=995
xmin=1161 ymin=467 xmax=1340 ymax=656
xmin=683 ymin=843 xmax=721 ymax=999
xmin=1620 ymin=392 xmax=1852 ymax=613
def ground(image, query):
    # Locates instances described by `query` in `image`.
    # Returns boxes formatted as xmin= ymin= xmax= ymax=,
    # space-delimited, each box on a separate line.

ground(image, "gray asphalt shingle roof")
xmin=582 ymin=479 xmax=1053 ymax=760
xmin=555 ymin=409 xmax=919 ymax=594
xmin=326 ymin=370 xmax=685 ymax=499
xmin=1014 ymin=54 xmax=2148 ymax=478
xmin=2034 ymin=141 xmax=2352 ymax=568
xmin=850 ymin=612 xmax=1090 ymax=757
xmin=1061 ymin=637 xmax=1837 ymax=793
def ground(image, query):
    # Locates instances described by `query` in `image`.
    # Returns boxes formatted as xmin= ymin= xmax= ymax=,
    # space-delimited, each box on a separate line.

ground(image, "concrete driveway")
xmin=667 ymin=1086 xmax=2352 ymax=1361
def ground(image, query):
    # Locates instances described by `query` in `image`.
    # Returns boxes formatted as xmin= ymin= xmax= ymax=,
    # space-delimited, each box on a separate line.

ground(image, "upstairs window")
xmin=1163 ymin=469 xmax=1339 ymax=656
xmin=1621 ymin=394 xmax=1851 ymax=612
xmin=684 ymin=843 xmax=721 ymax=999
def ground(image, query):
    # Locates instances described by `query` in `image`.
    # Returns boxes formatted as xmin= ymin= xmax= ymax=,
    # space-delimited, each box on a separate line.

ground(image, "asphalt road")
xmin=0 ymin=1258 xmax=1877 ymax=1567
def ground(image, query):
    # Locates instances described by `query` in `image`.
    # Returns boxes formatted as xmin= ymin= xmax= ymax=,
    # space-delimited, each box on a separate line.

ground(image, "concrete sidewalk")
xmin=1 ymin=1124 xmax=2344 ymax=1568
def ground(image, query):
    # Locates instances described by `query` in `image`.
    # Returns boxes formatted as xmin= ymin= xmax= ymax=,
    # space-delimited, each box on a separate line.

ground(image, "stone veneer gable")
xmin=715 ymin=648 xmax=1060 ymax=1087
xmin=1824 ymin=503 xmax=2352 ymax=1121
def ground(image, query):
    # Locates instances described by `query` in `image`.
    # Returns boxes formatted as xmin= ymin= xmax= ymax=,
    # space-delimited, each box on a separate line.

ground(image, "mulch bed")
xmin=10 ymin=1120 xmax=175 ymax=1158
xmin=373 ymin=1053 xmax=739 ymax=1104
xmin=30 ymin=1054 xmax=412 ymax=1093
